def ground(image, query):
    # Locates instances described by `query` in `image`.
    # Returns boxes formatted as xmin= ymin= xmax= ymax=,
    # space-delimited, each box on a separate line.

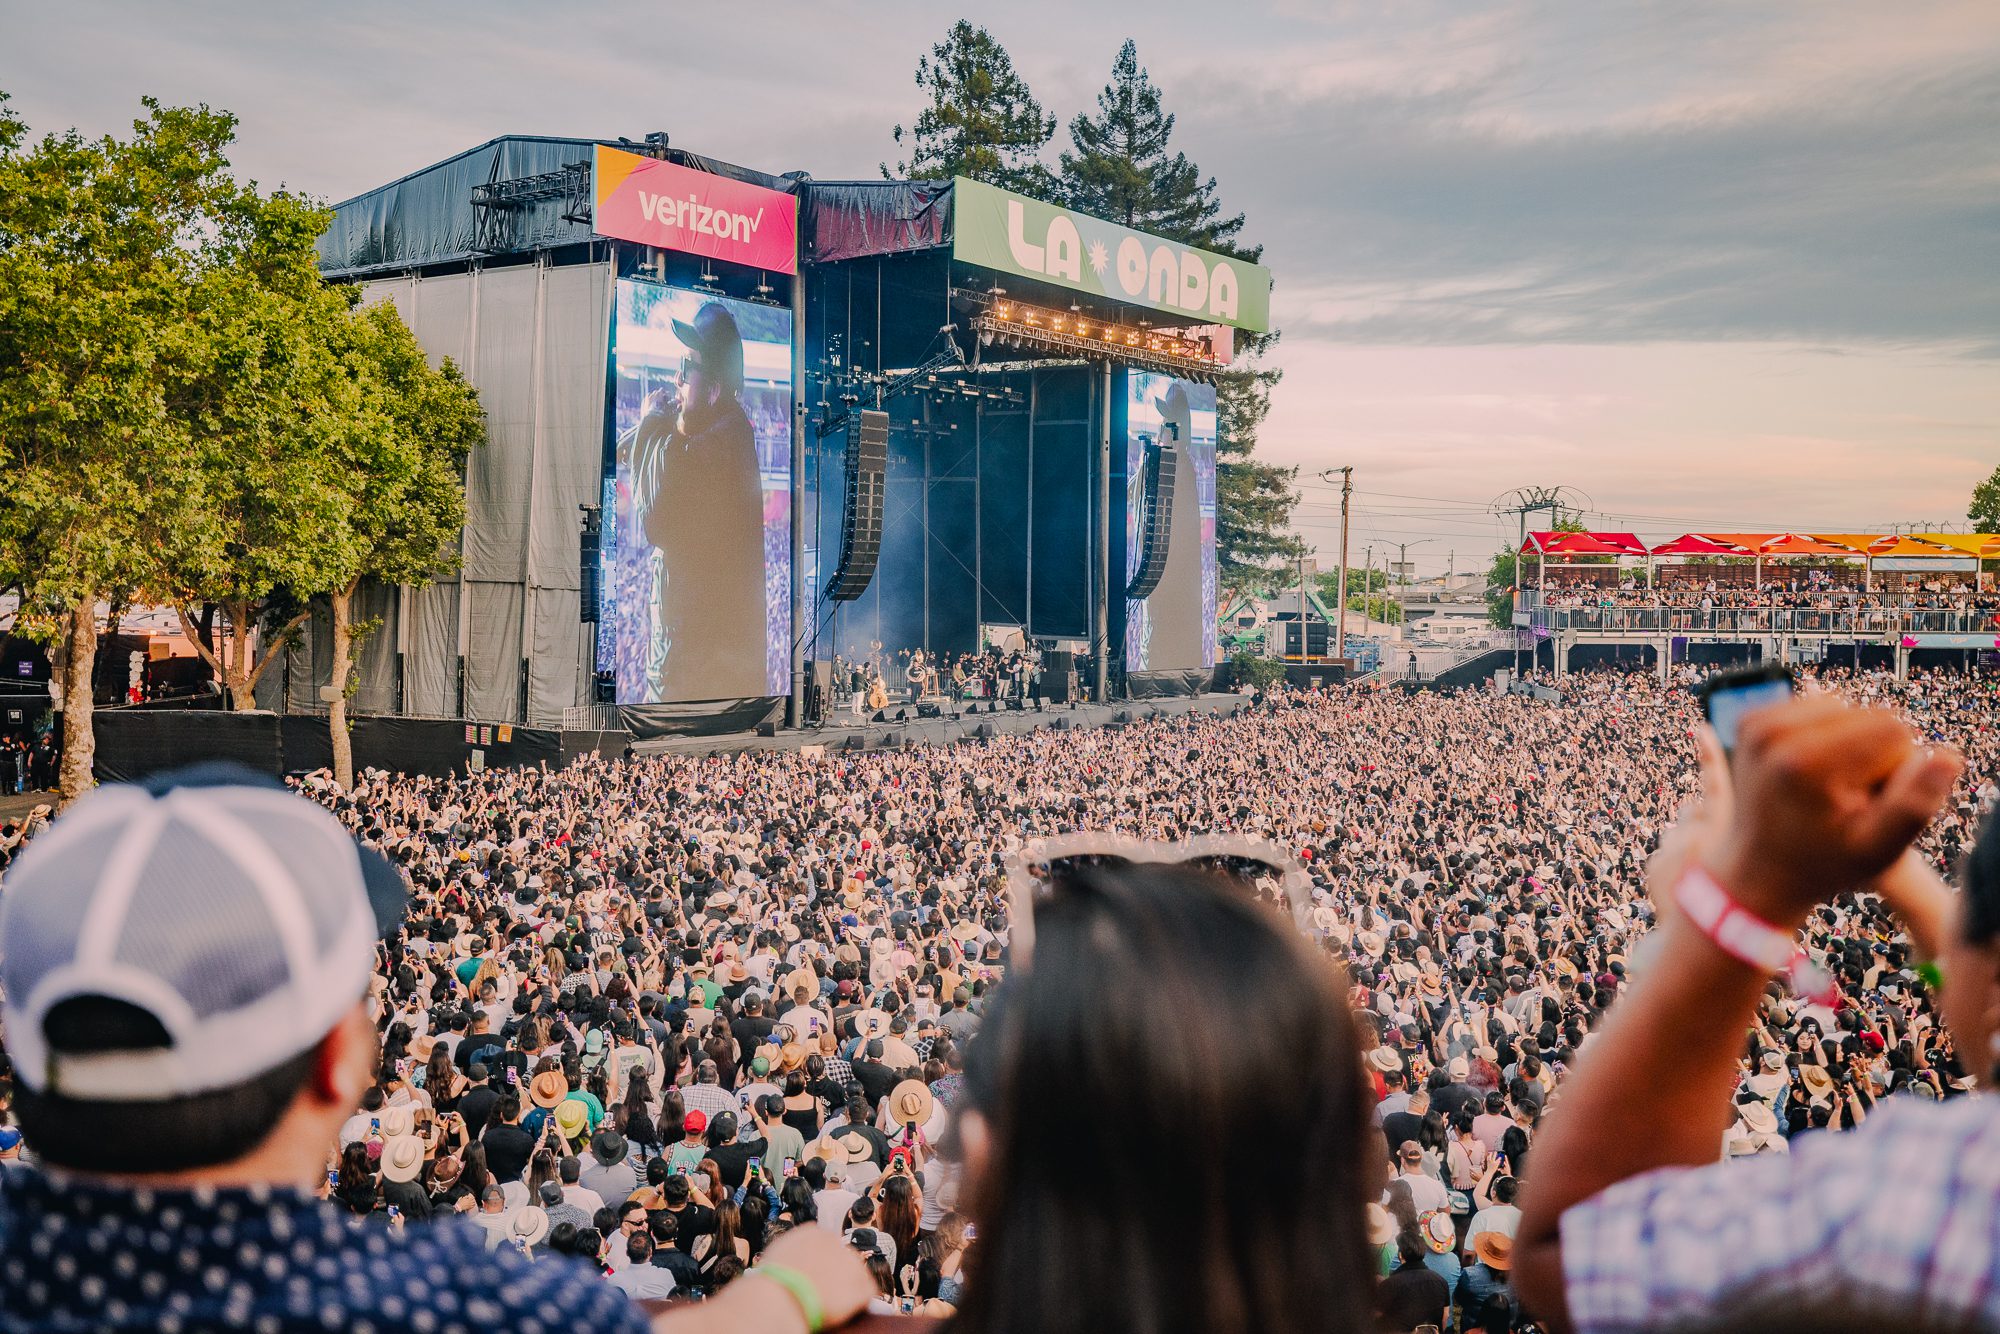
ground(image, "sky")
xmin=9 ymin=1 xmax=1999 ymax=574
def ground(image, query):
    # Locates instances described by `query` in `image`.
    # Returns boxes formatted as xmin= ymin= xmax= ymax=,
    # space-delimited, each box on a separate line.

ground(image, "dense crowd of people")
xmin=2 ymin=663 xmax=1998 ymax=1331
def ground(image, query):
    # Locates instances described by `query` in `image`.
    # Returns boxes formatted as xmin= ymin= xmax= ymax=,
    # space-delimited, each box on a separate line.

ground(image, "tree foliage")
xmin=887 ymin=21 xmax=1055 ymax=195
xmin=0 ymin=90 xmax=482 ymax=797
xmin=0 ymin=93 xmax=266 ymax=801
xmin=1215 ymin=349 xmax=1303 ymax=593
xmin=1059 ymin=41 xmax=1248 ymax=251
xmin=321 ymin=301 xmax=483 ymax=786
xmin=1971 ymin=464 xmax=2000 ymax=535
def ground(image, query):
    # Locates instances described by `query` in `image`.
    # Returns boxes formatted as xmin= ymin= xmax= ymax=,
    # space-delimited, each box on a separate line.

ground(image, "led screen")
xmin=1124 ymin=373 xmax=1217 ymax=672
xmin=602 ymin=280 xmax=791 ymax=702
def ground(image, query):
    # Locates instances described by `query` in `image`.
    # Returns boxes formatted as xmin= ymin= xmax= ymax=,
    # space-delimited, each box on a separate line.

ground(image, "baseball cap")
xmin=0 ymin=763 xmax=408 ymax=1101
xmin=684 ymin=1110 xmax=708 ymax=1134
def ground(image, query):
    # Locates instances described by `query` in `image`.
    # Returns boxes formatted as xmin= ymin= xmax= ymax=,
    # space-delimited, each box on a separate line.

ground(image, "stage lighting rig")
xmin=965 ymin=293 xmax=1222 ymax=381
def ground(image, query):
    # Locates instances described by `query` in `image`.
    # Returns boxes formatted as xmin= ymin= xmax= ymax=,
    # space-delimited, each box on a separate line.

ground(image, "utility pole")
xmin=1363 ymin=545 xmax=1373 ymax=626
xmin=1324 ymin=467 xmax=1354 ymax=662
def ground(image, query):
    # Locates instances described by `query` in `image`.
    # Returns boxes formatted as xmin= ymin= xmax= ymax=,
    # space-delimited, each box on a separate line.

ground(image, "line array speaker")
xmin=1124 ymin=438 xmax=1177 ymax=599
xmin=826 ymin=410 xmax=888 ymax=602
xmin=579 ymin=508 xmax=604 ymax=623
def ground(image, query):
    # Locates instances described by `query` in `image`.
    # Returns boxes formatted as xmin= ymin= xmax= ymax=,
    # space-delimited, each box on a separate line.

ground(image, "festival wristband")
xmin=1674 ymin=866 xmax=1837 ymax=1005
xmin=752 ymin=1263 xmax=825 ymax=1334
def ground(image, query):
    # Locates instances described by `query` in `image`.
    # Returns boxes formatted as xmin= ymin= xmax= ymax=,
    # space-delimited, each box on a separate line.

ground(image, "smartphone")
xmin=370 ymin=1118 xmax=381 ymax=1132
xmin=1695 ymin=664 xmax=1794 ymax=753
xmin=387 ymin=1205 xmax=401 ymax=1221
xmin=782 ymin=1157 xmax=797 ymax=1178
xmin=506 ymin=1069 xmax=518 ymax=1086
xmin=328 ymin=1169 xmax=340 ymax=1188
xmin=964 ymin=1223 xmax=976 ymax=1241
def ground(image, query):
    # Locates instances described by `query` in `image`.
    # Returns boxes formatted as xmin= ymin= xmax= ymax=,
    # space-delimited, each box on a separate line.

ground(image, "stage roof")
xmin=317 ymin=135 xmax=794 ymax=280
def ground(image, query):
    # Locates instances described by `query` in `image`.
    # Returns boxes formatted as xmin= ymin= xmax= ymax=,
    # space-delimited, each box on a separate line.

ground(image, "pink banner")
xmin=593 ymin=145 xmax=798 ymax=275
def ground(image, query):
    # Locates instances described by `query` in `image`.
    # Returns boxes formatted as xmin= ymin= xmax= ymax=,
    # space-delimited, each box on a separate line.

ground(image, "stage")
xmin=628 ymin=690 xmax=1251 ymax=759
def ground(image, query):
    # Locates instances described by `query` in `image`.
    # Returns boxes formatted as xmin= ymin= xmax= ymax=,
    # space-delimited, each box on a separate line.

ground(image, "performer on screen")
xmin=618 ymin=301 xmax=767 ymax=703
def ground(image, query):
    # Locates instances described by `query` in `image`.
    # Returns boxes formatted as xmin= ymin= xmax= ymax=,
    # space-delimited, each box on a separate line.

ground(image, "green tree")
xmin=320 ymin=301 xmax=482 ymax=788
xmin=1058 ymin=41 xmax=1248 ymax=250
xmin=1051 ymin=41 xmax=1294 ymax=591
xmin=1215 ymin=357 xmax=1303 ymax=594
xmin=0 ymin=94 xmax=253 ymax=804
xmin=164 ymin=211 xmax=366 ymax=710
xmin=887 ymin=21 xmax=1055 ymax=195
xmin=1971 ymin=464 xmax=2000 ymax=534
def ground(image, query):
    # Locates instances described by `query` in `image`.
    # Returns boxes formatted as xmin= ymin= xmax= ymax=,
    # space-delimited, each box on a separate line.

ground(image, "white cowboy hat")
xmin=379 ymin=1135 xmax=426 ymax=1184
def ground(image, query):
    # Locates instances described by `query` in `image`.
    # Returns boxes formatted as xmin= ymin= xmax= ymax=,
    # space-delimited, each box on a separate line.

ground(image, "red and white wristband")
xmin=1674 ymin=866 xmax=1837 ymax=1005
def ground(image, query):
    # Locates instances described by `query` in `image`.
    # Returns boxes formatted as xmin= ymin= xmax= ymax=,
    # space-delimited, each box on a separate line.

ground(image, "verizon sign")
xmin=592 ymin=145 xmax=798 ymax=275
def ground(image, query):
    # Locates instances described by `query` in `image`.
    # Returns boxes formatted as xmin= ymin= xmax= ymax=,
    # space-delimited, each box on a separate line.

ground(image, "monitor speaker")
xmin=826 ymin=410 xmax=887 ymax=602
xmin=756 ymin=721 xmax=777 ymax=738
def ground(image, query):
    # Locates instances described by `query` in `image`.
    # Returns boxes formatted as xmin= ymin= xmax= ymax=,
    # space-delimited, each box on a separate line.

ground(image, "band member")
xmin=617 ymin=300 xmax=766 ymax=703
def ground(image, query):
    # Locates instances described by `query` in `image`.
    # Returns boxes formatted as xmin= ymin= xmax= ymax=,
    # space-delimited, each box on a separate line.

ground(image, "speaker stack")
xmin=826 ymin=410 xmax=888 ymax=602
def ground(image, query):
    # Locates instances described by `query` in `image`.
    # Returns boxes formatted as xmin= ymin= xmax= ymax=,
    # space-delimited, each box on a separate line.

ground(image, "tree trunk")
xmin=227 ymin=600 xmax=255 ymax=710
xmin=57 ymin=602 xmax=99 ymax=808
xmin=329 ymin=580 xmax=358 ymax=789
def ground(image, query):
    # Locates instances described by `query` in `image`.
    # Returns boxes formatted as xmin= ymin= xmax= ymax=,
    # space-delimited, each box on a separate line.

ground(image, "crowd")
xmin=2 ymin=664 xmax=1998 ymax=1332
xmin=1537 ymin=572 xmax=2000 ymax=619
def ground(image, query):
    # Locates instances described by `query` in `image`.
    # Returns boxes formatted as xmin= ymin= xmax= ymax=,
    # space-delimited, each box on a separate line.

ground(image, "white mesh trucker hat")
xmin=0 ymin=764 xmax=407 ymax=1100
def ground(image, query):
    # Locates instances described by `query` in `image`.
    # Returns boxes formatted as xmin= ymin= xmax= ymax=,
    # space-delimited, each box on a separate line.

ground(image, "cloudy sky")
xmin=11 ymin=1 xmax=1998 ymax=572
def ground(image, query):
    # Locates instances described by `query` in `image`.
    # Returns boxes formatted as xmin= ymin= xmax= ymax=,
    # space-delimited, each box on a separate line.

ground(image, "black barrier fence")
xmin=619 ymin=697 xmax=783 ymax=742
xmin=1125 ymin=668 xmax=1216 ymax=699
xmin=94 ymin=711 xmax=584 ymax=783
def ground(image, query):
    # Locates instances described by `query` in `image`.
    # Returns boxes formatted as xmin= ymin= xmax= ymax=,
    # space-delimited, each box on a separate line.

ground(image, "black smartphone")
xmin=1694 ymin=664 xmax=1795 ymax=753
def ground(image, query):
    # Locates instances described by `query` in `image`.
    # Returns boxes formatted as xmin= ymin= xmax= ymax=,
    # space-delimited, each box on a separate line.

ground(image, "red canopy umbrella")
xmin=1520 ymin=531 xmax=1649 ymax=557
xmin=1650 ymin=534 xmax=1753 ymax=557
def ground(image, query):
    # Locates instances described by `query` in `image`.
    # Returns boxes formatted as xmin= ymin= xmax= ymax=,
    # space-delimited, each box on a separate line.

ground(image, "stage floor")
xmin=629 ymin=692 xmax=1252 ymax=759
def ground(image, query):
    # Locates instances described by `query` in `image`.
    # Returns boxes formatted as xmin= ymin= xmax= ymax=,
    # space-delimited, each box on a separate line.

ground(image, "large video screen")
xmin=1124 ymin=373 xmax=1217 ymax=673
xmin=601 ymin=280 xmax=792 ymax=702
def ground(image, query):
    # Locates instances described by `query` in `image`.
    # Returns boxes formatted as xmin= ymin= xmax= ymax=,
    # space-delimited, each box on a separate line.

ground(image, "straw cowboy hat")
xmin=810 ymin=1133 xmax=863 ymax=1165
xmin=949 ymin=920 xmax=982 ymax=943
xmin=1799 ymin=1064 xmax=1836 ymax=1101
xmin=379 ymin=1104 xmax=415 ymax=1139
xmin=1356 ymin=930 xmax=1386 ymax=959
xmin=529 ymin=1070 xmax=570 ymax=1110
xmin=509 ymin=1205 xmax=551 ymax=1248
xmin=772 ymin=1041 xmax=808 ymax=1075
xmin=1365 ymin=1048 xmax=1403 ymax=1074
xmin=1737 ymin=1101 xmax=1779 ymax=1135
xmin=852 ymin=1009 xmax=892 ymax=1041
xmin=379 ymin=1135 xmax=426 ymax=1184
xmin=886 ymin=1080 xmax=935 ymax=1129
xmin=554 ymin=1099 xmax=590 ymax=1141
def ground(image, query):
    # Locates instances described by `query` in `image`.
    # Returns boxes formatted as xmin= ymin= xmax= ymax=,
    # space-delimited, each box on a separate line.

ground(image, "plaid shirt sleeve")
xmin=1561 ymin=1097 xmax=2000 ymax=1332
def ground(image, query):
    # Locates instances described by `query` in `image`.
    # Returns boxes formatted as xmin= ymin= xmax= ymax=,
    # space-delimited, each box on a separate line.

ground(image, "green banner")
xmin=952 ymin=177 xmax=1272 ymax=333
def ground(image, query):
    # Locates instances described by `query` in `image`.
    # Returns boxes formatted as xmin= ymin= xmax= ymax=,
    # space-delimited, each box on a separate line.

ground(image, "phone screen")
xmin=1704 ymin=676 xmax=1795 ymax=750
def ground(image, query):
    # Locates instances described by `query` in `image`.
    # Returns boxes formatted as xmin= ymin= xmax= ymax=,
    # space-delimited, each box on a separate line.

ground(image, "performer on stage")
xmin=617 ymin=301 xmax=765 ymax=702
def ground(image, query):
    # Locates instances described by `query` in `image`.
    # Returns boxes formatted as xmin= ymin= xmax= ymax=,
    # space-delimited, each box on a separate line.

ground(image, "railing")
xmin=1530 ymin=605 xmax=2000 ymax=636
xmin=562 ymin=704 xmax=622 ymax=730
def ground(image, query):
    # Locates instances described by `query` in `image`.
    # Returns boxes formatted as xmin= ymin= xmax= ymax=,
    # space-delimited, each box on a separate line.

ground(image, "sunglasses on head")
xmin=1005 ymin=833 xmax=1311 ymax=968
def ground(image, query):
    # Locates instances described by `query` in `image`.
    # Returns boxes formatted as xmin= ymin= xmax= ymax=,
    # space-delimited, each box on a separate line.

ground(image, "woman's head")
xmin=955 ymin=859 xmax=1375 ymax=1334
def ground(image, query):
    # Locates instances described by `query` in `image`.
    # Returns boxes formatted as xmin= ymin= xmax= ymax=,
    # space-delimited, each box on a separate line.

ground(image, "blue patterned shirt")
xmin=1561 ymin=1096 xmax=2000 ymax=1331
xmin=0 ymin=1163 xmax=649 ymax=1334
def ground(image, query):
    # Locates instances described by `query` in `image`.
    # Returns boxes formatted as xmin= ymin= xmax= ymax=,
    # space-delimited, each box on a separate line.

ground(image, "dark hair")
xmin=955 ymin=861 xmax=1375 ymax=1334
xmin=12 ymin=997 xmax=322 ymax=1173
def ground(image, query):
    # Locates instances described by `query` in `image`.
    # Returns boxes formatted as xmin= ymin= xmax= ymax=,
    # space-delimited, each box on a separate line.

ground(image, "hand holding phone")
xmin=1694 ymin=665 xmax=1794 ymax=754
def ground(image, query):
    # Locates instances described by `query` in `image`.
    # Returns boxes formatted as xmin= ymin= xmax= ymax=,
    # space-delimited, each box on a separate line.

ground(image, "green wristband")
xmin=754 ymin=1263 xmax=825 ymax=1334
